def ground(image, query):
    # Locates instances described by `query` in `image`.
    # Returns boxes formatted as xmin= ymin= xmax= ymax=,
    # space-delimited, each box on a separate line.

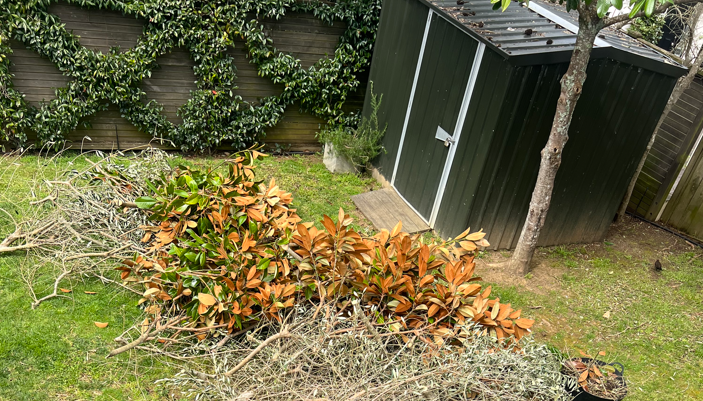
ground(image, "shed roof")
xmin=425 ymin=0 xmax=686 ymax=77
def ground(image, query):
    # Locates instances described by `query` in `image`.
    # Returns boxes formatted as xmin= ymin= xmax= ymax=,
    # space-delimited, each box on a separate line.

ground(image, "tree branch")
xmin=107 ymin=315 xmax=187 ymax=358
xmin=31 ymin=267 xmax=74 ymax=309
xmin=224 ymin=327 xmax=291 ymax=377
xmin=603 ymin=0 xmax=703 ymax=27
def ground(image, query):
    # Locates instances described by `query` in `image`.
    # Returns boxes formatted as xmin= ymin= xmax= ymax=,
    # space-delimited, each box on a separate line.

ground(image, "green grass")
xmin=489 ymin=235 xmax=703 ymax=401
xmin=4 ymin=150 xmax=700 ymax=400
xmin=0 ymin=151 xmax=376 ymax=400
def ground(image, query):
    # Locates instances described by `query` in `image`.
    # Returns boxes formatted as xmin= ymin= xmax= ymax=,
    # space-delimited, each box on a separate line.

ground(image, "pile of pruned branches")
xmin=0 ymin=147 xmax=169 ymax=308
xmin=0 ymin=148 xmax=572 ymax=400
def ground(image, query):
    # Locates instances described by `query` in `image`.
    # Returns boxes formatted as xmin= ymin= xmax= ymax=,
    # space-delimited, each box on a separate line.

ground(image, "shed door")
xmin=392 ymin=13 xmax=480 ymax=221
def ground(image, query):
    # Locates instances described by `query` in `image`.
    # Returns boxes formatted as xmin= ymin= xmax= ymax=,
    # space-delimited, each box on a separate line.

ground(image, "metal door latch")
xmin=435 ymin=126 xmax=455 ymax=147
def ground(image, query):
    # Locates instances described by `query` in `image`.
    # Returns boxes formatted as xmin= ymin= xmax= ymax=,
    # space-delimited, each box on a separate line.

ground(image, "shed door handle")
xmin=435 ymin=126 xmax=455 ymax=147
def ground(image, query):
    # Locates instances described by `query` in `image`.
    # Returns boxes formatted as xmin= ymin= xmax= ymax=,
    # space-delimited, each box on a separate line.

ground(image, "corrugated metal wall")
xmin=365 ymin=0 xmax=431 ymax=177
xmin=7 ymin=2 xmax=361 ymax=151
xmin=628 ymin=76 xmax=703 ymax=220
xmin=435 ymin=59 xmax=563 ymax=248
xmin=541 ymin=60 xmax=676 ymax=246
xmin=423 ymin=56 xmax=676 ymax=248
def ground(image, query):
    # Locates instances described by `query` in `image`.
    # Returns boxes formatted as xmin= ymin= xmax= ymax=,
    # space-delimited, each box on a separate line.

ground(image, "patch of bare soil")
xmin=475 ymin=253 xmax=565 ymax=296
xmin=475 ymin=216 xmax=701 ymax=296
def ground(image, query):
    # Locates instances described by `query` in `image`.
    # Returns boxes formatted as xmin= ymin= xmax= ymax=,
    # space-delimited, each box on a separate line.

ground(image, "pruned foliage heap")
xmin=161 ymin=308 xmax=570 ymax=401
xmin=119 ymin=150 xmax=534 ymax=343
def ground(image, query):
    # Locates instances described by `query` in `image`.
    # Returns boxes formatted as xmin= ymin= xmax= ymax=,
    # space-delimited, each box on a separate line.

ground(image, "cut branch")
xmin=107 ymin=315 xmax=187 ymax=358
xmin=31 ymin=267 xmax=74 ymax=309
xmin=224 ymin=327 xmax=291 ymax=377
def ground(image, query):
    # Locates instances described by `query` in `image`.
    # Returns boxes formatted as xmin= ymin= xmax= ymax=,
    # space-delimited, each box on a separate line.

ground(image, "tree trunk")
xmin=509 ymin=4 xmax=602 ymax=275
xmin=616 ymin=44 xmax=703 ymax=221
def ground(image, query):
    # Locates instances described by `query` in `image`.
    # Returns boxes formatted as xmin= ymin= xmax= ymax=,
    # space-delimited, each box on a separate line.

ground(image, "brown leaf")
xmin=391 ymin=221 xmax=402 ymax=238
xmin=465 ymin=231 xmax=486 ymax=241
xmin=578 ymin=369 xmax=589 ymax=385
xmin=459 ymin=241 xmax=477 ymax=251
xmin=198 ymin=293 xmax=217 ymax=307
xmin=514 ymin=318 xmax=534 ymax=329
xmin=59 ymin=288 xmax=72 ymax=293
xmin=84 ymin=291 xmax=97 ymax=295
xmin=94 ymin=322 xmax=108 ymax=328
xmin=428 ymin=304 xmax=440 ymax=317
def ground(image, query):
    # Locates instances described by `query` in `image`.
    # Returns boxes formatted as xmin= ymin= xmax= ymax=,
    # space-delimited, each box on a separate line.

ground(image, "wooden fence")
xmin=628 ymin=75 xmax=703 ymax=240
xmin=8 ymin=2 xmax=366 ymax=151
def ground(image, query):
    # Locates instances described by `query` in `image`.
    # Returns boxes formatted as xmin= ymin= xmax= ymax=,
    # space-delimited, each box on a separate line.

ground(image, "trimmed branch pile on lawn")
xmin=0 ymin=148 xmax=170 ymax=308
xmin=158 ymin=306 xmax=571 ymax=401
xmin=0 ymin=149 xmax=570 ymax=400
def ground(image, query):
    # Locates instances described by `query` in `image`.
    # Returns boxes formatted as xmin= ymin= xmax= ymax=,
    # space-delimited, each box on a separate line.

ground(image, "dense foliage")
xmin=629 ymin=14 xmax=666 ymax=44
xmin=0 ymin=0 xmax=381 ymax=151
xmin=120 ymin=150 xmax=534 ymax=343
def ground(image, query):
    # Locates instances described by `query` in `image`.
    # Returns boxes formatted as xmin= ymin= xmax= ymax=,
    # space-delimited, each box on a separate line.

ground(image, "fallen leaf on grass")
xmin=94 ymin=322 xmax=109 ymax=328
xmin=59 ymin=288 xmax=72 ymax=293
xmin=603 ymin=311 xmax=611 ymax=319
xmin=84 ymin=291 xmax=97 ymax=295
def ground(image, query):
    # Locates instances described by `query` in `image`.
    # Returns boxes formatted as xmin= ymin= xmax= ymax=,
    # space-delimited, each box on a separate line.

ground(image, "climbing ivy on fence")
xmin=0 ymin=0 xmax=382 ymax=151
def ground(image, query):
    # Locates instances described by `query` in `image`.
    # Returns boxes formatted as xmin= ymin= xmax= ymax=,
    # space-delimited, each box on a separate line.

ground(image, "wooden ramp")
xmin=351 ymin=188 xmax=430 ymax=234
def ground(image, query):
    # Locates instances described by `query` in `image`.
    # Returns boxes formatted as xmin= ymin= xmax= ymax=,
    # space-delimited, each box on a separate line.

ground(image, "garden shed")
xmin=360 ymin=0 xmax=687 ymax=249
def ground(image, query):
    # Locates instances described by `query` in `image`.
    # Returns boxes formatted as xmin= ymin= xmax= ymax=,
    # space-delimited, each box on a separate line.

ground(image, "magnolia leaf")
xmin=514 ymin=318 xmax=534 ymax=329
xmin=143 ymin=288 xmax=161 ymax=298
xmin=459 ymin=241 xmax=477 ymax=251
xmin=135 ymin=196 xmax=158 ymax=209
xmin=391 ymin=220 xmax=402 ymax=237
xmin=465 ymin=231 xmax=485 ymax=241
xmin=198 ymin=293 xmax=217 ymax=306
xmin=456 ymin=227 xmax=472 ymax=239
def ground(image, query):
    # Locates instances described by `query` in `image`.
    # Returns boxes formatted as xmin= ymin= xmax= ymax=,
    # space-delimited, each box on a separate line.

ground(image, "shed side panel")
xmin=366 ymin=0 xmax=431 ymax=178
xmin=541 ymin=60 xmax=677 ymax=246
xmin=433 ymin=49 xmax=521 ymax=244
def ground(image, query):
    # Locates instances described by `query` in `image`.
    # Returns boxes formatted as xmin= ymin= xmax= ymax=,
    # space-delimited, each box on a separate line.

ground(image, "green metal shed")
xmin=363 ymin=0 xmax=687 ymax=249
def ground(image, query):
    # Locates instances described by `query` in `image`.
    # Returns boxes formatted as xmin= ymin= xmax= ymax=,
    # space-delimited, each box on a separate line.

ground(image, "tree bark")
xmin=616 ymin=45 xmax=703 ymax=221
xmin=509 ymin=3 xmax=602 ymax=275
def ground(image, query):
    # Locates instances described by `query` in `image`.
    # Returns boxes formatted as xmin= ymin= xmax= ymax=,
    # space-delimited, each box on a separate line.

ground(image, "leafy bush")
xmin=121 ymin=150 xmax=534 ymax=343
xmin=629 ymin=15 xmax=666 ymax=44
xmin=318 ymin=84 xmax=387 ymax=169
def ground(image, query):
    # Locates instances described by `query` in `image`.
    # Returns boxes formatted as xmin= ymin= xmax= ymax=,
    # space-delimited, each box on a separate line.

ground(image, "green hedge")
xmin=0 ymin=0 xmax=382 ymax=151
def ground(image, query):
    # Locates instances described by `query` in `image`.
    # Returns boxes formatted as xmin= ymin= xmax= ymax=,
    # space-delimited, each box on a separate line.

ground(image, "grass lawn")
xmin=1 ymin=150 xmax=700 ymax=400
xmin=0 ymin=151 xmax=376 ymax=400
xmin=480 ymin=220 xmax=703 ymax=401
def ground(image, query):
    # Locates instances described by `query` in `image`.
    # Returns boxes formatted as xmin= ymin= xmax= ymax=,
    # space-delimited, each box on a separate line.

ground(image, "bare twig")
xmin=31 ymin=267 xmax=74 ymax=309
xmin=224 ymin=327 xmax=292 ymax=377
xmin=107 ymin=315 xmax=187 ymax=358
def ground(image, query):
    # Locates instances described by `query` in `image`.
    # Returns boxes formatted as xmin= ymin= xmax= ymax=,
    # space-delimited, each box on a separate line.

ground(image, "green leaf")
xmin=135 ymin=196 xmax=157 ymax=209
xmin=644 ymin=0 xmax=655 ymax=16
xmin=596 ymin=0 xmax=609 ymax=17
xmin=629 ymin=0 xmax=645 ymax=18
xmin=613 ymin=0 xmax=623 ymax=9
xmin=501 ymin=0 xmax=510 ymax=11
xmin=257 ymin=258 xmax=271 ymax=271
